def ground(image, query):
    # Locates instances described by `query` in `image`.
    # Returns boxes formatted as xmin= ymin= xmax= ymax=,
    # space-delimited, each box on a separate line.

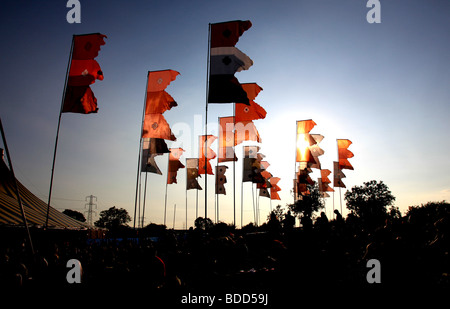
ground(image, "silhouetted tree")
xmin=94 ymin=206 xmax=131 ymax=230
xmin=288 ymin=183 xmax=324 ymax=219
xmin=267 ymin=205 xmax=285 ymax=222
xmin=62 ymin=209 xmax=86 ymax=222
xmin=194 ymin=217 xmax=213 ymax=230
xmin=345 ymin=180 xmax=395 ymax=224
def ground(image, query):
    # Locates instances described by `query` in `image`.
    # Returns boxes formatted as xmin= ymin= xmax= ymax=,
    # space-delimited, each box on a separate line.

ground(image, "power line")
xmin=85 ymin=195 xmax=97 ymax=226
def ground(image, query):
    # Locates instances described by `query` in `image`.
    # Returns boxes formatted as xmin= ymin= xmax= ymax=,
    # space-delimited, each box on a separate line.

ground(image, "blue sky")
xmin=1 ymin=0 xmax=449 ymax=228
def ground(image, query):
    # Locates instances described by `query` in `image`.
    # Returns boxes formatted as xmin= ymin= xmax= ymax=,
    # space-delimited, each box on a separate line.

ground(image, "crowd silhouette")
xmin=0 ymin=202 xmax=449 ymax=297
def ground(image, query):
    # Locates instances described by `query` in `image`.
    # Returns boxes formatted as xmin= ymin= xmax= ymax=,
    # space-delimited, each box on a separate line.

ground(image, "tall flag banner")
xmin=296 ymin=120 xmax=317 ymax=164
xmin=320 ymin=169 xmax=332 ymax=184
xmin=199 ymin=135 xmax=217 ymax=175
xmin=167 ymin=148 xmax=185 ymax=185
xmin=208 ymin=20 xmax=253 ymax=105
xmin=141 ymin=138 xmax=170 ymax=174
xmin=337 ymin=139 xmax=354 ymax=170
xmin=63 ymin=33 xmax=107 ymax=114
xmin=218 ymin=116 xmax=237 ymax=162
xmin=142 ymin=70 xmax=180 ymax=140
xmin=270 ymin=177 xmax=281 ymax=200
xmin=333 ymin=161 xmax=346 ymax=188
xmin=186 ymin=158 xmax=202 ymax=190
xmin=235 ymin=121 xmax=261 ymax=145
xmin=242 ymin=146 xmax=261 ymax=182
xmin=215 ymin=166 xmax=228 ymax=195
xmin=318 ymin=178 xmax=334 ymax=198
xmin=309 ymin=134 xmax=325 ymax=169
xmin=235 ymin=83 xmax=266 ymax=122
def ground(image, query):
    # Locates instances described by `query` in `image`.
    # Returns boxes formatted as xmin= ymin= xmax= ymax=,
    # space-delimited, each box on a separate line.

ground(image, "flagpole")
xmin=185 ymin=187 xmax=188 ymax=230
xmin=45 ymin=35 xmax=74 ymax=228
xmin=241 ymin=146 xmax=244 ymax=229
xmin=164 ymin=153 xmax=169 ymax=227
xmin=233 ymin=105 xmax=236 ymax=227
xmin=133 ymin=73 xmax=150 ymax=229
xmin=141 ymin=171 xmax=148 ymax=228
xmin=204 ymin=23 xmax=211 ymax=223
xmin=0 ymin=118 xmax=34 ymax=255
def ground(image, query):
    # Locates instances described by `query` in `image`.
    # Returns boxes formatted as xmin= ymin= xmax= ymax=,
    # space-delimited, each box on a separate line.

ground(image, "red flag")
xmin=63 ymin=33 xmax=107 ymax=114
xmin=235 ymin=83 xmax=266 ymax=122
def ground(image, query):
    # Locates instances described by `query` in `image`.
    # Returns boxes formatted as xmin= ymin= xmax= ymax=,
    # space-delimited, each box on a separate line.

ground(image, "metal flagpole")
xmin=233 ymin=105 xmax=236 ymax=227
xmin=0 ymin=118 xmax=34 ymax=255
xmin=133 ymin=72 xmax=150 ymax=229
xmin=173 ymin=203 xmax=176 ymax=229
xmin=185 ymin=187 xmax=188 ymax=230
xmin=241 ymin=146 xmax=244 ymax=229
xmin=164 ymin=153 xmax=170 ymax=227
xmin=204 ymin=23 xmax=211 ymax=223
xmin=45 ymin=35 xmax=74 ymax=228
xmin=141 ymin=171 xmax=148 ymax=228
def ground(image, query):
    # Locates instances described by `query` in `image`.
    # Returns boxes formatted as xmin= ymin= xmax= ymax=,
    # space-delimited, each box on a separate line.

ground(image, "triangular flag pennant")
xmin=208 ymin=20 xmax=252 ymax=105
xmin=63 ymin=33 xmax=107 ymax=114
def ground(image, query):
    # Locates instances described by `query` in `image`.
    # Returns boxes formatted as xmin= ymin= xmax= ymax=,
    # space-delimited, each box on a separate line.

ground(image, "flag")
xmin=63 ymin=33 xmax=107 ymax=114
xmin=199 ymin=135 xmax=217 ymax=175
xmin=215 ymin=165 xmax=228 ymax=195
xmin=141 ymin=138 xmax=170 ymax=174
xmin=208 ymin=20 xmax=252 ymax=105
xmin=167 ymin=148 xmax=185 ymax=184
xmin=218 ymin=116 xmax=237 ymax=162
xmin=142 ymin=114 xmax=176 ymax=140
xmin=320 ymin=169 xmax=332 ymax=184
xmin=186 ymin=158 xmax=202 ymax=190
xmin=296 ymin=120 xmax=317 ymax=163
xmin=142 ymin=70 xmax=180 ymax=139
xmin=270 ymin=177 xmax=281 ymax=200
xmin=337 ymin=139 xmax=354 ymax=170
xmin=235 ymin=83 xmax=266 ymax=122
xmin=333 ymin=161 xmax=346 ymax=188
xmin=242 ymin=148 xmax=265 ymax=183
xmin=259 ymin=188 xmax=270 ymax=198
xmin=235 ymin=121 xmax=261 ymax=145
xmin=318 ymin=178 xmax=334 ymax=198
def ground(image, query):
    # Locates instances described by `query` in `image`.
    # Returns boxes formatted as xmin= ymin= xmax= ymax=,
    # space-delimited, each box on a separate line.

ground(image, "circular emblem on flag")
xmin=222 ymin=29 xmax=232 ymax=38
xmin=157 ymin=78 xmax=163 ymax=84
xmin=84 ymin=42 xmax=92 ymax=51
xmin=219 ymin=177 xmax=224 ymax=182
xmin=244 ymin=107 xmax=250 ymax=113
xmin=222 ymin=56 xmax=232 ymax=66
xmin=151 ymin=122 xmax=158 ymax=130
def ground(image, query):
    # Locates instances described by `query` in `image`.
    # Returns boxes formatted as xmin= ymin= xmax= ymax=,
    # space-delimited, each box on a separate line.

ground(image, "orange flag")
xmin=296 ymin=120 xmax=317 ymax=163
xmin=235 ymin=121 xmax=261 ymax=145
xmin=337 ymin=139 xmax=354 ymax=170
xmin=142 ymin=70 xmax=180 ymax=139
xmin=235 ymin=83 xmax=266 ymax=122
xmin=167 ymin=148 xmax=185 ymax=185
xmin=199 ymin=135 xmax=217 ymax=175
xmin=218 ymin=116 xmax=237 ymax=162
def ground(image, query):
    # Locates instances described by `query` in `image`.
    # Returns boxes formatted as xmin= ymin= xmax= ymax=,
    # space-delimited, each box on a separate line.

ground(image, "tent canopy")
xmin=0 ymin=158 xmax=88 ymax=229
